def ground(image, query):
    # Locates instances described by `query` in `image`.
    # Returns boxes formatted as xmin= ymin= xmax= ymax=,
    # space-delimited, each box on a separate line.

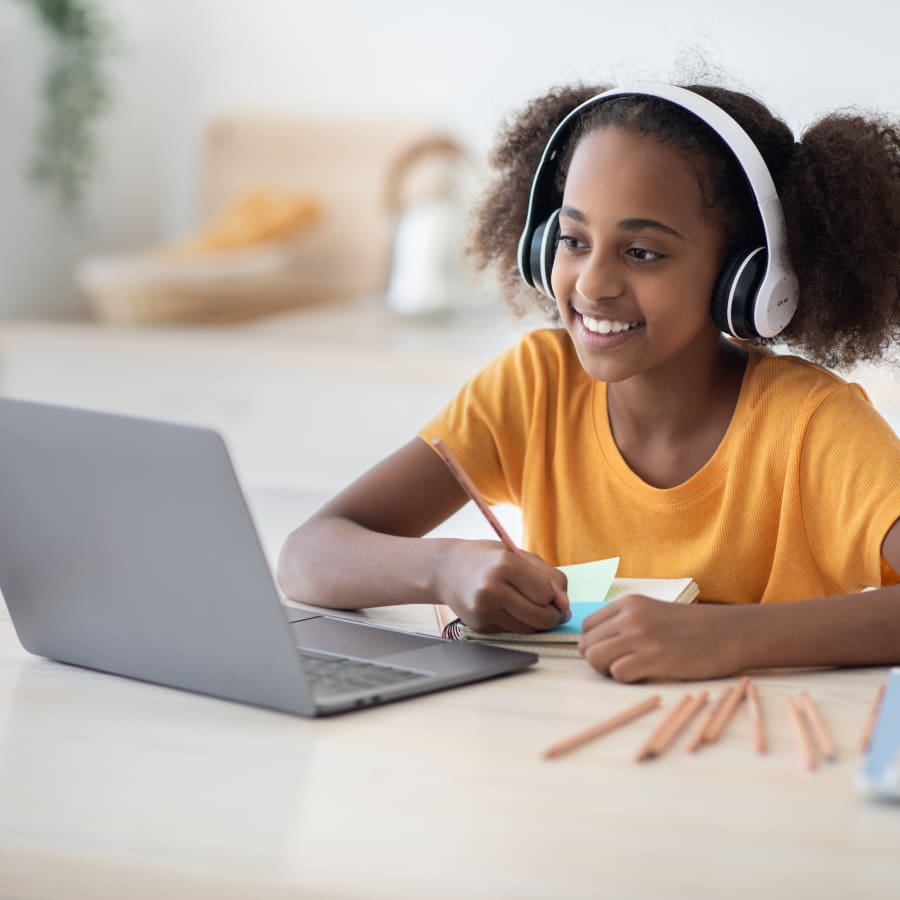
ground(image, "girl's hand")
xmin=578 ymin=594 xmax=743 ymax=682
xmin=437 ymin=540 xmax=569 ymax=634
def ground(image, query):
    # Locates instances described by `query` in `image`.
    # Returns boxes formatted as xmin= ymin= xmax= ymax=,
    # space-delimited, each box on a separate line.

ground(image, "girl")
xmin=278 ymin=80 xmax=900 ymax=683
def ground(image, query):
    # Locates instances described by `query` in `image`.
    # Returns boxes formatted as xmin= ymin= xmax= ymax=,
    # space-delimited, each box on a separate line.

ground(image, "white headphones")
xmin=516 ymin=82 xmax=799 ymax=339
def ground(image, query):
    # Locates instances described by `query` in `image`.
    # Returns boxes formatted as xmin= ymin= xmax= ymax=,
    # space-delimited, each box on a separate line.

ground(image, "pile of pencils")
xmin=542 ymin=676 xmax=886 ymax=770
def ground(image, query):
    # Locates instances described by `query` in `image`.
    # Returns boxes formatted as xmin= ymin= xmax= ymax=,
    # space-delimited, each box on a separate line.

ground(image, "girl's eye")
xmin=628 ymin=247 xmax=664 ymax=262
xmin=558 ymin=234 xmax=587 ymax=252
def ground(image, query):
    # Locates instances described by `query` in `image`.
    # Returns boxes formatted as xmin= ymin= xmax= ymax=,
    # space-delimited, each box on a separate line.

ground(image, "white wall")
xmin=2 ymin=0 xmax=898 ymax=317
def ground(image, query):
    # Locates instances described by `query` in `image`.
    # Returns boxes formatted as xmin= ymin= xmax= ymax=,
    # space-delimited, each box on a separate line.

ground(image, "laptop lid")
xmin=0 ymin=398 xmax=536 ymax=717
xmin=0 ymin=397 xmax=321 ymax=715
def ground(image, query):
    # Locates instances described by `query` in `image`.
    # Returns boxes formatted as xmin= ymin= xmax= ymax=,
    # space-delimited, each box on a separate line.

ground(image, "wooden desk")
xmin=1 ymin=597 xmax=898 ymax=900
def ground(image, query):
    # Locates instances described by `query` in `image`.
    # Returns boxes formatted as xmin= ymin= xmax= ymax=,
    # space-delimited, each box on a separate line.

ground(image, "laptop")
xmin=0 ymin=397 xmax=537 ymax=716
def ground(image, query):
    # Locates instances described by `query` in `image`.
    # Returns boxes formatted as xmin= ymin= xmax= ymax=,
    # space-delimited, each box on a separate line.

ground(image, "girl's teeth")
xmin=582 ymin=314 xmax=640 ymax=334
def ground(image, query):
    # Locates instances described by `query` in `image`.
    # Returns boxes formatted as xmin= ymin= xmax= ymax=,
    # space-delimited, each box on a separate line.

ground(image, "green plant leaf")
xmin=20 ymin=0 xmax=115 ymax=211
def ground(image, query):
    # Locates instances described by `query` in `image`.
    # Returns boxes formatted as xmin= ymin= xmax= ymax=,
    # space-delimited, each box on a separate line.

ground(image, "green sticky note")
xmin=550 ymin=556 xmax=619 ymax=634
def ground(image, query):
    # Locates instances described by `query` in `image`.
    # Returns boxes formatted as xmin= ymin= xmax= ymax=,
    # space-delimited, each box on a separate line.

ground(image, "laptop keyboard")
xmin=298 ymin=648 xmax=435 ymax=700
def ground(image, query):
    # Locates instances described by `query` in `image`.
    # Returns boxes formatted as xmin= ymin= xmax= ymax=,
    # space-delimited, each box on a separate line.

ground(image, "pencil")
xmin=685 ymin=685 xmax=733 ymax=753
xmin=432 ymin=438 xmax=519 ymax=552
xmin=798 ymin=691 xmax=838 ymax=763
xmin=433 ymin=438 xmax=568 ymax=614
xmin=746 ymin=680 xmax=766 ymax=754
xmin=635 ymin=693 xmax=692 ymax=762
xmin=543 ymin=694 xmax=662 ymax=760
xmin=859 ymin=682 xmax=886 ymax=754
xmin=636 ymin=691 xmax=709 ymax=762
xmin=704 ymin=676 xmax=750 ymax=744
xmin=786 ymin=696 xmax=817 ymax=771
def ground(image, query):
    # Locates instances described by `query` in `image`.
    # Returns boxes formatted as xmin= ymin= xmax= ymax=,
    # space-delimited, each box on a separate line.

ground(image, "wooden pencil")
xmin=543 ymin=694 xmax=662 ymax=760
xmin=432 ymin=438 xmax=519 ymax=553
xmin=637 ymin=691 xmax=709 ymax=762
xmin=798 ymin=691 xmax=838 ymax=762
xmin=859 ymin=682 xmax=886 ymax=754
xmin=635 ymin=693 xmax=692 ymax=762
xmin=686 ymin=685 xmax=733 ymax=753
xmin=654 ymin=691 xmax=709 ymax=755
xmin=704 ymin=676 xmax=751 ymax=744
xmin=746 ymin=680 xmax=766 ymax=754
xmin=786 ymin=696 xmax=817 ymax=771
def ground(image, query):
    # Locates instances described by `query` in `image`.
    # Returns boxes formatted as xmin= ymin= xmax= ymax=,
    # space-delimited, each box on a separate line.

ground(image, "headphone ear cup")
xmin=711 ymin=246 xmax=767 ymax=339
xmin=528 ymin=209 xmax=561 ymax=299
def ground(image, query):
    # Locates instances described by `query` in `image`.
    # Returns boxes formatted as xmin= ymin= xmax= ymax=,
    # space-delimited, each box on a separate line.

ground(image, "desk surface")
xmin=2 ymin=598 xmax=898 ymax=900
xmin=2 ymin=303 xmax=900 ymax=898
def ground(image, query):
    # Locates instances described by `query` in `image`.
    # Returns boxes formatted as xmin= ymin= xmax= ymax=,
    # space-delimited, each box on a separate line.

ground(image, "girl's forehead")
xmin=567 ymin=126 xmax=697 ymax=181
xmin=563 ymin=126 xmax=711 ymax=219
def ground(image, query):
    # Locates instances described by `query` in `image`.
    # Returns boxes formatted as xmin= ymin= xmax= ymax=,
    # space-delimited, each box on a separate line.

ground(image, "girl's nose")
xmin=574 ymin=250 xmax=625 ymax=302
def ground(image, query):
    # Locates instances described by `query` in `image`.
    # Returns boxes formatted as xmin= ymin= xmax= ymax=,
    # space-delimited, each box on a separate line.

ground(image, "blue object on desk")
xmin=550 ymin=602 xmax=610 ymax=635
xmin=858 ymin=668 xmax=900 ymax=801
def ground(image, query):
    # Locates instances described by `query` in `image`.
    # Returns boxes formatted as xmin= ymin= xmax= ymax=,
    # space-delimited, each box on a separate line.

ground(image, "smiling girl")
xmin=278 ymin=81 xmax=900 ymax=682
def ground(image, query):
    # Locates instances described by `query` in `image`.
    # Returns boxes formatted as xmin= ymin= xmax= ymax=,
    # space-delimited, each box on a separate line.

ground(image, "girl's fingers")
xmin=502 ymin=588 xmax=567 ymax=631
xmin=464 ymin=547 xmax=570 ymax=633
xmin=471 ymin=607 xmax=534 ymax=635
xmin=509 ymin=555 xmax=570 ymax=612
xmin=466 ymin=579 xmax=560 ymax=633
xmin=578 ymin=631 xmax=631 ymax=672
xmin=581 ymin=595 xmax=637 ymax=632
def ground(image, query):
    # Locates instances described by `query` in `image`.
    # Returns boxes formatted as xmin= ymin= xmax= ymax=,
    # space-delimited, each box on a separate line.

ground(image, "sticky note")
xmin=550 ymin=557 xmax=619 ymax=634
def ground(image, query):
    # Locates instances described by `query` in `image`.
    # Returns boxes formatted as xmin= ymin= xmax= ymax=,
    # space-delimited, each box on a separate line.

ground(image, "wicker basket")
xmin=76 ymin=237 xmax=330 ymax=325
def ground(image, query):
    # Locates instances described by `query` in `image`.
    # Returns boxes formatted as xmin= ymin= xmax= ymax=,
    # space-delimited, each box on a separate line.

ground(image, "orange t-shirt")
xmin=418 ymin=329 xmax=900 ymax=604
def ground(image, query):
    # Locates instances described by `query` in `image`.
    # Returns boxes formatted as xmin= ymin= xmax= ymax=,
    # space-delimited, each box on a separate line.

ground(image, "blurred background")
xmin=3 ymin=0 xmax=899 ymax=320
xmin=1 ymin=0 xmax=898 ymax=554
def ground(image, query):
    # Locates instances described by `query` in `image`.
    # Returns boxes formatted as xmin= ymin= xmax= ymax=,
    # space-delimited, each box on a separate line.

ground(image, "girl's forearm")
xmin=276 ymin=518 xmax=450 ymax=610
xmin=730 ymin=584 xmax=900 ymax=672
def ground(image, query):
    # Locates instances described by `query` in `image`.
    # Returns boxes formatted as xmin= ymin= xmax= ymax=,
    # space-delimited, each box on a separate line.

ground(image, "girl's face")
xmin=551 ymin=126 xmax=729 ymax=384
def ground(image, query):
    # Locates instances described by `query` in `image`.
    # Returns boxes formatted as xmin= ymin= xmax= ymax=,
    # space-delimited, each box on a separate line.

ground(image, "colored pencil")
xmin=432 ymin=438 xmax=519 ymax=553
xmin=635 ymin=694 xmax=692 ymax=762
xmin=786 ymin=696 xmax=817 ymax=771
xmin=704 ymin=676 xmax=750 ymax=744
xmin=637 ymin=691 xmax=709 ymax=762
xmin=543 ymin=695 xmax=662 ymax=760
xmin=746 ymin=680 xmax=766 ymax=754
xmin=859 ymin=682 xmax=886 ymax=754
xmin=798 ymin=691 xmax=838 ymax=762
xmin=686 ymin=685 xmax=733 ymax=753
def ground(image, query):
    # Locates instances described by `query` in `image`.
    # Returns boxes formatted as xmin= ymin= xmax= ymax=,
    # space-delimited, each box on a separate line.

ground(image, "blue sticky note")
xmin=548 ymin=557 xmax=619 ymax=635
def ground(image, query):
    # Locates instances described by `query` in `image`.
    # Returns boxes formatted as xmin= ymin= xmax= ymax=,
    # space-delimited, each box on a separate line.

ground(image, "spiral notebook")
xmin=436 ymin=558 xmax=699 ymax=657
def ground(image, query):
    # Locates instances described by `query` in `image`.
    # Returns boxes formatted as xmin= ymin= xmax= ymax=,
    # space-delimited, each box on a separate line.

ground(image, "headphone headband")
xmin=517 ymin=82 xmax=798 ymax=339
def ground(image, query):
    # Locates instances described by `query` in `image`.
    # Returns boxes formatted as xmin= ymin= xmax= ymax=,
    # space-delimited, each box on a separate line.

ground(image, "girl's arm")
xmin=276 ymin=437 xmax=568 ymax=633
xmin=579 ymin=517 xmax=900 ymax=682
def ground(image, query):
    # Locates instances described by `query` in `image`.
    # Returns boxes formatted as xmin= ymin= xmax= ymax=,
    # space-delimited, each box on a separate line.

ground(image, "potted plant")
xmin=20 ymin=0 xmax=114 ymax=210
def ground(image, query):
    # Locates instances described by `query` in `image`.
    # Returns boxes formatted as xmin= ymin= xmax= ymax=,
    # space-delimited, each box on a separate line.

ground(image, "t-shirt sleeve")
xmin=798 ymin=383 xmax=900 ymax=589
xmin=417 ymin=332 xmax=549 ymax=507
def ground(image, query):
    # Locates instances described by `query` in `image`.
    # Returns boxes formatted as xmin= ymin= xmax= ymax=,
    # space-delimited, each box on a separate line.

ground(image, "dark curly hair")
xmin=468 ymin=82 xmax=900 ymax=369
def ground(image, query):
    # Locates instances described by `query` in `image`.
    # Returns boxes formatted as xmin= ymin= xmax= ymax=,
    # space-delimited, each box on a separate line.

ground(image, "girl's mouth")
xmin=576 ymin=311 xmax=645 ymax=345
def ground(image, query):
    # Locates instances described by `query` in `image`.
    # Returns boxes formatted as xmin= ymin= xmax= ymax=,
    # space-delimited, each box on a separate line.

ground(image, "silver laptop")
xmin=0 ymin=397 xmax=537 ymax=716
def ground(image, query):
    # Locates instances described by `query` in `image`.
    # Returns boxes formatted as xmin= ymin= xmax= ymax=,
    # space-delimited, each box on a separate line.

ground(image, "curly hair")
xmin=468 ymin=82 xmax=900 ymax=369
